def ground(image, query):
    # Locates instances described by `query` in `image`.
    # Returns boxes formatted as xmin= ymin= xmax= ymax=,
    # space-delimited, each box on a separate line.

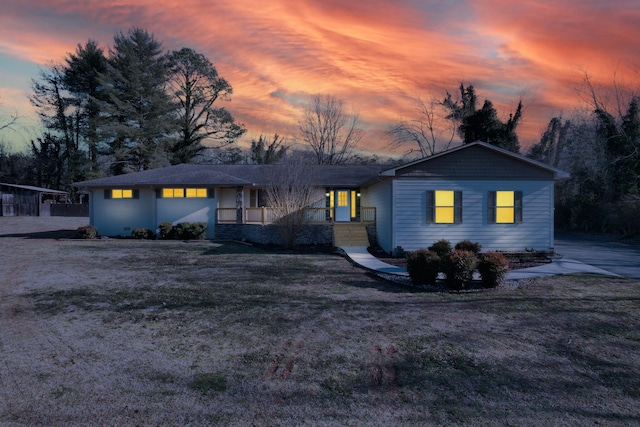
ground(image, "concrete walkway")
xmin=339 ymin=246 xmax=619 ymax=279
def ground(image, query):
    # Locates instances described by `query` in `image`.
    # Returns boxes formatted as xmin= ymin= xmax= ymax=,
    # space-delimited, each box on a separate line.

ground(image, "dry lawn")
xmin=1 ymin=217 xmax=640 ymax=426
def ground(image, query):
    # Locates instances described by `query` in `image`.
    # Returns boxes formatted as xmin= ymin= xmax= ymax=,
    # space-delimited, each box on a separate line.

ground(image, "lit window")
xmin=427 ymin=190 xmax=462 ymax=224
xmin=163 ymin=188 xmax=184 ymax=198
xmin=496 ymin=191 xmax=514 ymax=223
xmin=337 ymin=191 xmax=348 ymax=207
xmin=186 ymin=188 xmax=207 ymax=198
xmin=489 ymin=191 xmax=523 ymax=224
xmin=351 ymin=191 xmax=357 ymax=218
xmin=106 ymin=189 xmax=138 ymax=199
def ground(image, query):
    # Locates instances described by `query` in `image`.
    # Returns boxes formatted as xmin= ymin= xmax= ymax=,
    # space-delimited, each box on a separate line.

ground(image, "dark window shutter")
xmin=156 ymin=189 xmax=162 ymax=198
xmin=488 ymin=191 xmax=496 ymax=223
xmin=207 ymin=188 xmax=215 ymax=199
xmin=515 ymin=191 xmax=523 ymax=223
xmin=132 ymin=189 xmax=140 ymax=199
xmin=104 ymin=189 xmax=111 ymax=199
xmin=454 ymin=191 xmax=463 ymax=223
xmin=426 ymin=190 xmax=435 ymax=223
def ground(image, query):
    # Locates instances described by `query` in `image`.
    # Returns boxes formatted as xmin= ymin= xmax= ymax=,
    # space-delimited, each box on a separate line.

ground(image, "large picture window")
xmin=159 ymin=188 xmax=211 ymax=198
xmin=427 ymin=190 xmax=462 ymax=224
xmin=488 ymin=191 xmax=523 ymax=223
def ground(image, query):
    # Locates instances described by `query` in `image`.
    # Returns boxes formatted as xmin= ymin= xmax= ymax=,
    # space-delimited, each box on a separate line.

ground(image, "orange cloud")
xmin=1 ymin=0 xmax=639 ymax=155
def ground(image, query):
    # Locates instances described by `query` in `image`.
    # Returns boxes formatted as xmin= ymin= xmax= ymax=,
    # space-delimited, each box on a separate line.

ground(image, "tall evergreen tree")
xmin=64 ymin=40 xmax=107 ymax=175
xmin=100 ymin=27 xmax=175 ymax=174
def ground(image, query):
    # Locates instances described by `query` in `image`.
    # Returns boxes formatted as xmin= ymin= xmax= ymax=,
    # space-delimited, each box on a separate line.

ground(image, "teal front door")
xmin=335 ymin=190 xmax=351 ymax=222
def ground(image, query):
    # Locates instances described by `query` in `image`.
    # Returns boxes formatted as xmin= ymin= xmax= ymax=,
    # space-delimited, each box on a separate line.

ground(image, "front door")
xmin=334 ymin=190 xmax=351 ymax=222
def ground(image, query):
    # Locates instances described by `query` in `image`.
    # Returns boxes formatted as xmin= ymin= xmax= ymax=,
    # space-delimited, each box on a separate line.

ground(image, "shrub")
xmin=443 ymin=250 xmax=476 ymax=291
xmin=406 ymin=249 xmax=441 ymax=286
xmin=477 ymin=251 xmax=509 ymax=288
xmin=131 ymin=228 xmax=155 ymax=240
xmin=159 ymin=222 xmax=174 ymax=239
xmin=454 ymin=240 xmax=482 ymax=256
xmin=173 ymin=222 xmax=207 ymax=240
xmin=428 ymin=239 xmax=452 ymax=258
xmin=76 ymin=225 xmax=97 ymax=239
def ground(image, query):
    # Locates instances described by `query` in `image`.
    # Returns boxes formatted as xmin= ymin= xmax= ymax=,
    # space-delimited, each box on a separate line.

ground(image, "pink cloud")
xmin=1 ymin=0 xmax=639 ymax=154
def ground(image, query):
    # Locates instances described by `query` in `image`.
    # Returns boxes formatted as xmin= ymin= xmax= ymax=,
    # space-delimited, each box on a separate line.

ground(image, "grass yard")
xmin=1 ymin=219 xmax=639 ymax=426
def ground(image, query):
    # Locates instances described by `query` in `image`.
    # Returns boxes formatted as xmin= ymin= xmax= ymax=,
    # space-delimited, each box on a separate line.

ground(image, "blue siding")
xmin=392 ymin=180 xmax=554 ymax=252
xmin=91 ymin=188 xmax=155 ymax=236
xmin=366 ymin=181 xmax=393 ymax=252
xmin=157 ymin=198 xmax=216 ymax=238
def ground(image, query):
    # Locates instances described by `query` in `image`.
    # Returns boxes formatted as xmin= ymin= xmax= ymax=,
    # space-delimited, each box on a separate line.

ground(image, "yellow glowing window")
xmin=428 ymin=190 xmax=462 ymax=224
xmin=163 ymin=188 xmax=184 ymax=198
xmin=337 ymin=191 xmax=348 ymax=207
xmin=435 ymin=190 xmax=455 ymax=223
xmin=186 ymin=188 xmax=207 ymax=198
xmin=112 ymin=189 xmax=133 ymax=199
xmin=351 ymin=191 xmax=357 ymax=218
xmin=496 ymin=191 xmax=515 ymax=223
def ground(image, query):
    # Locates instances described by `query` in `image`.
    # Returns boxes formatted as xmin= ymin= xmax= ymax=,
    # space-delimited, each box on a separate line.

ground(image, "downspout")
xmin=151 ymin=186 xmax=157 ymax=235
xmin=390 ymin=179 xmax=397 ymax=253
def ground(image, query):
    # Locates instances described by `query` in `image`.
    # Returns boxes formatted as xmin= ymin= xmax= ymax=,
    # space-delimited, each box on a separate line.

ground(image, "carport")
xmin=0 ymin=183 xmax=69 ymax=216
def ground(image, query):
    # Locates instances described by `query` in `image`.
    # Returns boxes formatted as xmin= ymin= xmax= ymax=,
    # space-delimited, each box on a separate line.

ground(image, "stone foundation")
xmin=215 ymin=223 xmax=334 ymax=246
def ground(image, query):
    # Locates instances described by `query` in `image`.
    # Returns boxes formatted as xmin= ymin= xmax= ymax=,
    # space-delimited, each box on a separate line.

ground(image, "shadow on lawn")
xmin=0 ymin=229 xmax=79 ymax=239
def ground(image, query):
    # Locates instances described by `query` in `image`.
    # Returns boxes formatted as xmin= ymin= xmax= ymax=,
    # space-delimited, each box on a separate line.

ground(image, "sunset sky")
xmin=1 ymin=0 xmax=639 ymax=157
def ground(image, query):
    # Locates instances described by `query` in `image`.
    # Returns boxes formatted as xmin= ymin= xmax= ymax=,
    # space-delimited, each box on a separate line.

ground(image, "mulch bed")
xmin=368 ymin=247 xmax=552 ymax=270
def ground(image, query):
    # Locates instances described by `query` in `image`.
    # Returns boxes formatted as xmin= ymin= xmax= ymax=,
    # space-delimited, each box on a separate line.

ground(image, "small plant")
xmin=131 ymin=228 xmax=155 ymax=240
xmin=477 ymin=251 xmax=509 ymax=288
xmin=428 ymin=239 xmax=452 ymax=258
xmin=454 ymin=240 xmax=482 ymax=256
xmin=173 ymin=222 xmax=207 ymax=240
xmin=443 ymin=250 xmax=476 ymax=291
xmin=406 ymin=249 xmax=441 ymax=286
xmin=76 ymin=225 xmax=97 ymax=239
xmin=158 ymin=222 xmax=174 ymax=239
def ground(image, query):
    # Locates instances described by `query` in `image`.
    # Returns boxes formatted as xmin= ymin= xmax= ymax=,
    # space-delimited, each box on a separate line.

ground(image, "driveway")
xmin=555 ymin=232 xmax=640 ymax=280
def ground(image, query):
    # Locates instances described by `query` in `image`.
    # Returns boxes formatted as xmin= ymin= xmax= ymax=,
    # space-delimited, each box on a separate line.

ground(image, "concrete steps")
xmin=333 ymin=223 xmax=369 ymax=247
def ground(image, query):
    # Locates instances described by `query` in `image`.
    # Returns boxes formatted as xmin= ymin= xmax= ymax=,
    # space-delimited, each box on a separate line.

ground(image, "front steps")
xmin=333 ymin=222 xmax=369 ymax=247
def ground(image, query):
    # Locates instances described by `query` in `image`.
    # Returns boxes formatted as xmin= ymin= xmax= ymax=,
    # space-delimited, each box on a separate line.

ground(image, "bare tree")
xmin=264 ymin=159 xmax=321 ymax=248
xmin=388 ymin=94 xmax=457 ymax=158
xmin=0 ymin=97 xmax=21 ymax=133
xmin=298 ymin=94 xmax=363 ymax=164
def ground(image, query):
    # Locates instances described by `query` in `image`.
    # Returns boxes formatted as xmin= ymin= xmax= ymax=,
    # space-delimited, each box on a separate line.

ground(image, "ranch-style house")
xmin=74 ymin=141 xmax=569 ymax=253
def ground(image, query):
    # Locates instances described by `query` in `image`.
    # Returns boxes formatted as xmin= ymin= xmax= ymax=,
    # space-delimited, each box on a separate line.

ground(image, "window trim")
xmin=104 ymin=189 xmax=139 ymax=199
xmin=427 ymin=190 xmax=462 ymax=224
xmin=156 ymin=187 xmax=213 ymax=199
xmin=488 ymin=191 xmax=523 ymax=224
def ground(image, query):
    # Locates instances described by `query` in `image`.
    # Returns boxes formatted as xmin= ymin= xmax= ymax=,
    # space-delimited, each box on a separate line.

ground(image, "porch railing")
xmin=217 ymin=206 xmax=376 ymax=224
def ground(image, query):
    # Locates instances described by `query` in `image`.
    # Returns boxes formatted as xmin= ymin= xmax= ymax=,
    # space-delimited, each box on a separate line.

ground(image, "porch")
xmin=216 ymin=206 xmax=376 ymax=224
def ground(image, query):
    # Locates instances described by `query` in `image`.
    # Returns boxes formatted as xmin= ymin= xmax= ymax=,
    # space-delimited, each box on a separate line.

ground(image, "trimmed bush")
xmin=443 ymin=250 xmax=476 ymax=291
xmin=76 ymin=225 xmax=97 ymax=239
xmin=131 ymin=228 xmax=155 ymax=240
xmin=406 ymin=249 xmax=441 ymax=286
xmin=159 ymin=222 xmax=174 ymax=239
xmin=477 ymin=251 xmax=509 ymax=288
xmin=428 ymin=239 xmax=452 ymax=258
xmin=173 ymin=222 xmax=207 ymax=240
xmin=454 ymin=240 xmax=482 ymax=256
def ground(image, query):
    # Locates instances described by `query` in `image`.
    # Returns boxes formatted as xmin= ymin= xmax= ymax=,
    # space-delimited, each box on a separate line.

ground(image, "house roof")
xmin=379 ymin=141 xmax=570 ymax=180
xmin=0 ymin=182 xmax=68 ymax=195
xmin=72 ymin=142 xmax=569 ymax=189
xmin=73 ymin=163 xmax=388 ymax=188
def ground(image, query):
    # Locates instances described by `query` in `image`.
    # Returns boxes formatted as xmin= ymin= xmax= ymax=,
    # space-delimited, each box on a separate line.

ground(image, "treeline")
xmin=8 ymin=27 xmax=248 ymax=195
xmin=528 ymin=83 xmax=640 ymax=236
